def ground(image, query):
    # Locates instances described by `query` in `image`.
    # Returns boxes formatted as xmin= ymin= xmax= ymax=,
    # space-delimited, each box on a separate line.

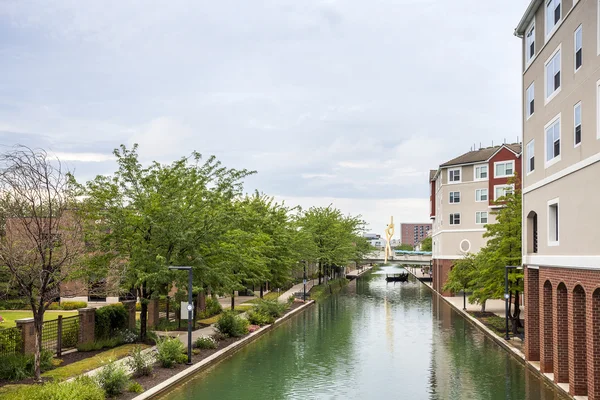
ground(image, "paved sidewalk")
xmin=444 ymin=296 xmax=523 ymax=318
xmin=218 ymin=295 xmax=255 ymax=310
xmin=277 ymin=279 xmax=316 ymax=303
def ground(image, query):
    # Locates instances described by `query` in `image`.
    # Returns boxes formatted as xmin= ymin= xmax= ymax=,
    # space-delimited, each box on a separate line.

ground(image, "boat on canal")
xmin=385 ymin=272 xmax=409 ymax=282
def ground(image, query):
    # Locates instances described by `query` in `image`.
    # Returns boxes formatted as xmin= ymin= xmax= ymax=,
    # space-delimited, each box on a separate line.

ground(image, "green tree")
xmin=443 ymin=253 xmax=476 ymax=310
xmin=394 ymin=243 xmax=413 ymax=251
xmin=420 ymin=236 xmax=432 ymax=252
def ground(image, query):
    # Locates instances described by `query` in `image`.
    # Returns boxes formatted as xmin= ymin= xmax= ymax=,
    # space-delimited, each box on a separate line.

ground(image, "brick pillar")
xmin=524 ymin=267 xmax=540 ymax=361
xmin=540 ymin=280 xmax=554 ymax=373
xmin=122 ymin=301 xmax=136 ymax=331
xmin=554 ymin=283 xmax=569 ymax=383
xmin=569 ymin=285 xmax=588 ymax=396
xmin=15 ymin=318 xmax=36 ymax=355
xmin=78 ymin=308 xmax=96 ymax=345
xmin=147 ymin=299 xmax=159 ymax=328
xmin=588 ymin=289 xmax=600 ymax=400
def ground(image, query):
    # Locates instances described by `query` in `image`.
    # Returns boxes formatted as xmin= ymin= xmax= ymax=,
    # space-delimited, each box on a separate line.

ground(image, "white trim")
xmin=574 ymin=24 xmax=582 ymax=73
xmin=597 ymin=78 xmax=600 ymax=139
xmin=547 ymin=197 xmax=559 ymax=246
xmin=544 ymin=112 xmax=561 ymax=167
xmin=494 ymin=184 xmax=514 ymax=200
xmin=526 ymin=139 xmax=535 ymax=175
xmin=486 ymin=144 xmax=521 ymax=160
xmin=473 ymin=163 xmax=489 ymax=181
xmin=449 ymin=213 xmax=461 ymax=226
xmin=448 ymin=191 xmax=461 ymax=204
xmin=475 ymin=188 xmax=488 ymax=202
xmin=526 ymin=82 xmax=535 ymax=120
xmin=494 ymin=160 xmax=515 ymax=178
xmin=545 ymin=0 xmax=562 ymax=42
xmin=574 ymin=101 xmax=582 ymax=148
xmin=448 ymin=167 xmax=462 ymax=184
xmin=523 ymin=150 xmax=600 ymax=194
xmin=433 ymin=255 xmax=470 ymax=261
xmin=527 ymin=265 xmax=540 ymax=270
xmin=544 ymin=44 xmax=562 ymax=105
xmin=431 ymin=228 xmax=486 ymax=237
xmin=475 ymin=211 xmax=488 ymax=225
xmin=459 ymin=239 xmax=471 ymax=253
xmin=598 ymin=0 xmax=600 ymax=56
xmin=523 ymin=255 xmax=600 ymax=270
xmin=525 ymin=19 xmax=536 ymax=69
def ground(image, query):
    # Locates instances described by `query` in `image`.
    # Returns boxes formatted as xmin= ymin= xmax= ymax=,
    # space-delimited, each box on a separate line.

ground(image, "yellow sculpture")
xmin=384 ymin=216 xmax=395 ymax=264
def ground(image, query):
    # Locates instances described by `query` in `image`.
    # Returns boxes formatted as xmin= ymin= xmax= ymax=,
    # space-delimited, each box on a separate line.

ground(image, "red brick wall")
xmin=488 ymin=147 xmax=521 ymax=206
xmin=430 ymin=181 xmax=436 ymax=218
xmin=524 ymin=265 xmax=600 ymax=398
xmin=400 ymin=223 xmax=432 ymax=247
xmin=524 ymin=267 xmax=540 ymax=361
xmin=432 ymin=259 xmax=453 ymax=296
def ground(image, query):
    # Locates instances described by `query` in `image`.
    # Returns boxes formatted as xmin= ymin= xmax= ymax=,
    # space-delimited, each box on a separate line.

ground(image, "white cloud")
xmin=52 ymin=152 xmax=114 ymax=163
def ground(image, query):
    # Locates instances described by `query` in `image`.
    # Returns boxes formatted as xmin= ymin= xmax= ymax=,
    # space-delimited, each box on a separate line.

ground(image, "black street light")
xmin=168 ymin=266 xmax=193 ymax=365
xmin=504 ymin=265 xmax=522 ymax=341
xmin=302 ymin=260 xmax=307 ymax=301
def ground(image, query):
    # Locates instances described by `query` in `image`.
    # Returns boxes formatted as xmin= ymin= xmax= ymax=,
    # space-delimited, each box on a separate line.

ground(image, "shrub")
xmin=254 ymin=299 xmax=286 ymax=319
xmin=155 ymin=335 xmax=187 ymax=368
xmin=194 ymin=336 xmax=217 ymax=350
xmin=247 ymin=310 xmax=273 ymax=326
xmin=198 ymin=297 xmax=222 ymax=319
xmin=61 ymin=301 xmax=88 ymax=310
xmin=126 ymin=345 xmax=153 ymax=377
xmin=0 ymin=350 xmax=54 ymax=381
xmin=47 ymin=302 xmax=62 ymax=310
xmin=3 ymin=376 xmax=104 ymax=400
xmin=116 ymin=329 xmax=137 ymax=344
xmin=95 ymin=303 xmax=128 ymax=339
xmin=95 ymin=359 xmax=129 ymax=397
xmin=0 ymin=299 xmax=30 ymax=310
xmin=127 ymin=381 xmax=144 ymax=394
xmin=215 ymin=311 xmax=249 ymax=338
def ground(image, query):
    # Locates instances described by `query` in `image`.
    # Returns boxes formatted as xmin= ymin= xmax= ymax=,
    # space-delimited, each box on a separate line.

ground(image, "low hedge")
xmin=0 ymin=299 xmax=30 ymax=310
xmin=3 ymin=376 xmax=105 ymax=400
xmin=95 ymin=303 xmax=128 ymax=340
xmin=47 ymin=301 xmax=88 ymax=311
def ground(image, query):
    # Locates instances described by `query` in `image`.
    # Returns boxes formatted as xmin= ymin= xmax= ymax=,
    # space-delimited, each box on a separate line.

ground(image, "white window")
xmin=545 ymin=116 xmax=561 ymax=164
xmin=449 ymin=213 xmax=461 ymax=225
xmin=548 ymin=199 xmax=559 ymax=245
xmin=526 ymin=83 xmax=535 ymax=118
xmin=474 ymin=164 xmax=488 ymax=180
xmin=494 ymin=184 xmax=514 ymax=200
xmin=527 ymin=140 xmax=535 ymax=173
xmin=575 ymin=25 xmax=582 ymax=71
xmin=574 ymin=102 xmax=582 ymax=146
xmin=495 ymin=161 xmax=514 ymax=178
xmin=476 ymin=211 xmax=488 ymax=224
xmin=448 ymin=168 xmax=461 ymax=183
xmin=475 ymin=188 xmax=488 ymax=202
xmin=545 ymin=48 xmax=561 ymax=101
xmin=545 ymin=0 xmax=561 ymax=38
xmin=449 ymin=192 xmax=460 ymax=203
xmin=526 ymin=21 xmax=535 ymax=64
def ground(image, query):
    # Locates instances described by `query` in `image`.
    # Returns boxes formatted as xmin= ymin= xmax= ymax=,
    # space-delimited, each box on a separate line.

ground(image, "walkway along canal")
xmin=158 ymin=267 xmax=569 ymax=400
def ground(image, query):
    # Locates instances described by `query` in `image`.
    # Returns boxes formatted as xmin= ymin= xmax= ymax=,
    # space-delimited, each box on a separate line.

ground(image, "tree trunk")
xmin=260 ymin=284 xmax=264 ymax=299
xmin=480 ymin=300 xmax=486 ymax=313
xmin=33 ymin=311 xmax=44 ymax=381
xmin=511 ymin=290 xmax=522 ymax=334
xmin=231 ymin=290 xmax=235 ymax=311
xmin=139 ymin=286 xmax=148 ymax=341
xmin=318 ymin=262 xmax=322 ymax=285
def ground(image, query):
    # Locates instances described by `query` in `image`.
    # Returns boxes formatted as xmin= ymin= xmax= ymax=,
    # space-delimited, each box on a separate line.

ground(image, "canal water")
xmin=161 ymin=267 xmax=568 ymax=400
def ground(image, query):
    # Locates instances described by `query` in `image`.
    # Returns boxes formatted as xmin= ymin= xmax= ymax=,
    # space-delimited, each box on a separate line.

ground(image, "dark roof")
xmin=439 ymin=143 xmax=522 ymax=168
xmin=429 ymin=170 xmax=437 ymax=182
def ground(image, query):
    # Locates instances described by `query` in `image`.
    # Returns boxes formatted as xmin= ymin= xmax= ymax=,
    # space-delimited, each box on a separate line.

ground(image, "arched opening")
xmin=554 ymin=282 xmax=569 ymax=383
xmin=526 ymin=211 xmax=538 ymax=254
xmin=590 ymin=289 xmax=600 ymax=400
xmin=570 ymin=285 xmax=587 ymax=396
xmin=541 ymin=280 xmax=553 ymax=372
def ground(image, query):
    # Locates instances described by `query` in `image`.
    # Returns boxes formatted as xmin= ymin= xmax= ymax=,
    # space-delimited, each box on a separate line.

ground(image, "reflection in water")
xmin=161 ymin=269 xmax=568 ymax=400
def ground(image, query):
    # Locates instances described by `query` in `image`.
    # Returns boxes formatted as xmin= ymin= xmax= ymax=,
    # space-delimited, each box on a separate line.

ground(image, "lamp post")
xmin=168 ymin=266 xmax=193 ymax=365
xmin=504 ymin=265 xmax=522 ymax=341
xmin=302 ymin=260 xmax=307 ymax=301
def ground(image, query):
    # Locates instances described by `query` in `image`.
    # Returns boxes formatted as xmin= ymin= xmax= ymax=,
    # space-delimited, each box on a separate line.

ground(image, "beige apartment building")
xmin=516 ymin=1 xmax=600 ymax=398
xmin=429 ymin=144 xmax=522 ymax=295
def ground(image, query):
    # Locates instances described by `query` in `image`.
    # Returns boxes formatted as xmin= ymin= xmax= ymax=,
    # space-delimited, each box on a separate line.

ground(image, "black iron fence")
xmin=41 ymin=315 xmax=80 ymax=356
xmin=0 ymin=327 xmax=22 ymax=356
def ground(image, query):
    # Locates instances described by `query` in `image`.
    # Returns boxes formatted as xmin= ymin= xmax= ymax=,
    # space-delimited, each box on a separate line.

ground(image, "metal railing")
xmin=41 ymin=315 xmax=80 ymax=356
xmin=0 ymin=327 xmax=22 ymax=356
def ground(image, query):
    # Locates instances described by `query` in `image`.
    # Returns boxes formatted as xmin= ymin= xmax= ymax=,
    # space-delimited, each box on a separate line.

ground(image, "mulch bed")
xmin=118 ymin=301 xmax=308 ymax=399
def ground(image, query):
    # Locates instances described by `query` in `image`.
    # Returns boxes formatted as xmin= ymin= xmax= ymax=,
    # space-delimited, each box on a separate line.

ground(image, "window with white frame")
xmin=495 ymin=161 xmax=514 ymax=178
xmin=476 ymin=211 xmax=488 ymax=224
xmin=545 ymin=49 xmax=561 ymax=100
xmin=448 ymin=168 xmax=461 ymax=182
xmin=574 ymin=102 xmax=581 ymax=146
xmin=527 ymin=140 xmax=535 ymax=173
xmin=548 ymin=200 xmax=559 ymax=244
xmin=494 ymin=184 xmax=514 ymax=200
xmin=526 ymin=22 xmax=535 ymax=63
xmin=545 ymin=116 xmax=561 ymax=163
xmin=449 ymin=191 xmax=460 ymax=204
xmin=449 ymin=213 xmax=460 ymax=225
xmin=575 ymin=25 xmax=582 ymax=71
xmin=474 ymin=164 xmax=488 ymax=180
xmin=475 ymin=188 xmax=488 ymax=202
xmin=545 ymin=0 xmax=561 ymax=37
xmin=526 ymin=83 xmax=535 ymax=118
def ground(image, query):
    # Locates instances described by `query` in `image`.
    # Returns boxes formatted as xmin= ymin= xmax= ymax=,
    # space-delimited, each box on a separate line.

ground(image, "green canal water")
xmin=160 ymin=267 xmax=568 ymax=400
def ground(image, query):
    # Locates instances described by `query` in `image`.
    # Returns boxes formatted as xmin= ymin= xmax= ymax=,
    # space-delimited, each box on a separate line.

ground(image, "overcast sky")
xmin=0 ymin=1 xmax=529 ymax=235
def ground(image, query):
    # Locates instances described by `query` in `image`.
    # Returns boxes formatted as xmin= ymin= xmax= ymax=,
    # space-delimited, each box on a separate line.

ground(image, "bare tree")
xmin=0 ymin=146 xmax=85 ymax=380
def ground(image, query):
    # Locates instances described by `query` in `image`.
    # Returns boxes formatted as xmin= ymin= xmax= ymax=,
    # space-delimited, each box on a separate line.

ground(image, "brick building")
xmin=515 ymin=0 xmax=600 ymax=397
xmin=429 ymin=143 xmax=522 ymax=295
xmin=399 ymin=223 xmax=431 ymax=247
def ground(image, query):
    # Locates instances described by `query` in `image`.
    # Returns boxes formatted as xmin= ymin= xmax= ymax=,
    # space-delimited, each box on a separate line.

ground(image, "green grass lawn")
xmin=246 ymin=291 xmax=280 ymax=303
xmin=0 ymin=310 xmax=78 ymax=329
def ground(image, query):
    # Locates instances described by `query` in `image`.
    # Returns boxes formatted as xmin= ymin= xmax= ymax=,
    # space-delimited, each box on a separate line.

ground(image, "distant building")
xmin=400 ymin=223 xmax=432 ymax=247
xmin=363 ymin=233 xmax=386 ymax=250
xmin=430 ymin=143 xmax=522 ymax=295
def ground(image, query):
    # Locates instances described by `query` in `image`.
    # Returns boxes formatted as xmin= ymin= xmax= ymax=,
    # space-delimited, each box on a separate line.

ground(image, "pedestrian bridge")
xmin=362 ymin=250 xmax=432 ymax=266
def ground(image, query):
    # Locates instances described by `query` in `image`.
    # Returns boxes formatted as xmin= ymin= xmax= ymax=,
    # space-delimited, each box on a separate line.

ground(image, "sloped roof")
xmin=429 ymin=170 xmax=437 ymax=182
xmin=440 ymin=143 xmax=522 ymax=168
